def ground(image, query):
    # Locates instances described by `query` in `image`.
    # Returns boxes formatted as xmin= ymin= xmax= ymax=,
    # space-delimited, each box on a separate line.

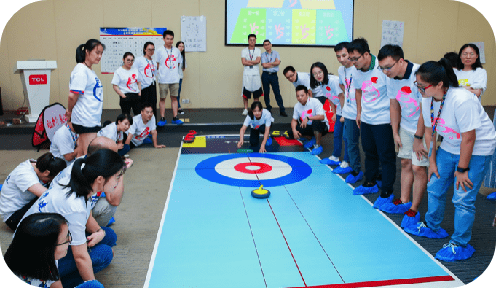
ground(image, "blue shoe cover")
xmin=106 ymin=217 xmax=115 ymax=227
xmin=353 ymin=184 xmax=379 ymax=195
xmin=333 ymin=166 xmax=353 ymax=174
xmin=311 ymin=146 xmax=323 ymax=155
xmin=143 ymin=137 xmax=153 ymax=144
xmin=376 ymin=180 xmax=382 ymax=188
xmin=172 ymin=119 xmax=184 ymax=125
xmin=303 ymin=138 xmax=316 ymax=149
xmin=382 ymin=201 xmax=412 ymax=214
xmin=266 ymin=137 xmax=272 ymax=146
xmin=373 ymin=194 xmax=394 ymax=209
xmin=435 ymin=242 xmax=475 ymax=262
xmin=487 ymin=192 xmax=496 ymax=200
xmin=404 ymin=222 xmax=449 ymax=238
xmin=157 ymin=120 xmax=167 ymax=126
xmin=319 ymin=158 xmax=341 ymax=166
xmin=345 ymin=171 xmax=363 ymax=184
xmin=401 ymin=211 xmax=420 ymax=228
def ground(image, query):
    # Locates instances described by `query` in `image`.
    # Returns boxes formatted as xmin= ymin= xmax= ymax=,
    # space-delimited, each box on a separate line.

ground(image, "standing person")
xmin=0 ymin=153 xmax=66 ymax=231
xmin=134 ymin=42 xmax=157 ymax=122
xmin=237 ymin=101 xmax=274 ymax=153
xmin=404 ymin=58 xmax=496 ymax=262
xmin=484 ymin=115 xmax=496 ymax=197
xmin=111 ymin=52 xmax=141 ymax=116
xmin=124 ymin=103 xmax=166 ymax=149
xmin=261 ymin=39 xmax=287 ymax=117
xmin=176 ymin=41 xmax=186 ymax=115
xmin=333 ymin=42 xmax=363 ymax=183
xmin=348 ymin=38 xmax=396 ymax=198
xmin=20 ymin=149 xmax=124 ymax=286
xmin=288 ymin=85 xmax=329 ymax=155
xmin=4 ymin=213 xmax=104 ymax=288
xmin=241 ymin=34 xmax=262 ymax=115
xmin=50 ymin=122 xmax=81 ymax=166
xmin=283 ymin=66 xmax=313 ymax=97
xmin=454 ymin=43 xmax=487 ymax=100
xmin=376 ymin=45 xmax=428 ymax=224
xmin=67 ymin=39 xmax=105 ymax=156
xmin=156 ymin=30 xmax=183 ymax=125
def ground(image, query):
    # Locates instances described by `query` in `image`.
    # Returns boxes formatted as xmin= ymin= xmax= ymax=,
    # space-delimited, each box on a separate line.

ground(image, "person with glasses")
xmin=176 ymin=41 xmax=186 ymax=115
xmin=134 ymin=42 xmax=158 ymax=123
xmin=241 ymin=34 xmax=263 ymax=116
xmin=111 ymin=52 xmax=141 ymax=116
xmin=374 ymin=45 xmax=428 ymax=226
xmin=454 ymin=43 xmax=487 ymax=100
xmin=283 ymin=66 xmax=313 ymax=98
xmin=4 ymin=213 xmax=104 ymax=288
xmin=348 ymin=38 xmax=396 ymax=199
xmin=19 ymin=149 xmax=125 ymax=287
xmin=404 ymin=58 xmax=496 ymax=262
xmin=261 ymin=39 xmax=287 ymax=117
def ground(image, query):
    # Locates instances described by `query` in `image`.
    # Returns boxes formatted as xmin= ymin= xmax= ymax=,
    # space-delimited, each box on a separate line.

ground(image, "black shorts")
xmin=243 ymin=87 xmax=263 ymax=99
xmin=72 ymin=123 xmax=101 ymax=134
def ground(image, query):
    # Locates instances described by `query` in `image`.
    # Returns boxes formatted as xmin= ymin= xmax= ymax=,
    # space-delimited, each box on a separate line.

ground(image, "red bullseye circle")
xmin=234 ymin=162 xmax=273 ymax=174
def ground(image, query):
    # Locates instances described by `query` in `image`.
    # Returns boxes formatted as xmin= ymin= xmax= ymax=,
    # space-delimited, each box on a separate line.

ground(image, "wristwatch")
xmin=414 ymin=134 xmax=423 ymax=140
xmin=306 ymin=117 xmax=310 ymax=122
xmin=456 ymin=166 xmax=470 ymax=173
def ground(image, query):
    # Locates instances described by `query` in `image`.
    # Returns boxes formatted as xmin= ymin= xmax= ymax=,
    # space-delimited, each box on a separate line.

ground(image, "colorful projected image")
xmin=226 ymin=0 xmax=353 ymax=46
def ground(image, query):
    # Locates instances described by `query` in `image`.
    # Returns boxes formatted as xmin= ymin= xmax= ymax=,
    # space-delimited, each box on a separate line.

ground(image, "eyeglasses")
xmin=56 ymin=230 xmax=72 ymax=246
xmin=414 ymin=81 xmax=432 ymax=93
xmin=378 ymin=61 xmax=397 ymax=71
xmin=146 ymin=48 xmax=155 ymax=51
xmin=116 ymin=166 xmax=127 ymax=182
xmin=312 ymin=70 xmax=323 ymax=77
xmin=125 ymin=59 xmax=134 ymax=62
xmin=348 ymin=54 xmax=362 ymax=62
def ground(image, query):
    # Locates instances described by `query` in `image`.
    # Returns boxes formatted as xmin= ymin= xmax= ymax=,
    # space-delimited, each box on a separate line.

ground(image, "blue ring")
xmin=195 ymin=153 xmax=312 ymax=187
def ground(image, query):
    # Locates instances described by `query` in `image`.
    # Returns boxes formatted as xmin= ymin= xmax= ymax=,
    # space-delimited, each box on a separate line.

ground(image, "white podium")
xmin=14 ymin=61 xmax=57 ymax=122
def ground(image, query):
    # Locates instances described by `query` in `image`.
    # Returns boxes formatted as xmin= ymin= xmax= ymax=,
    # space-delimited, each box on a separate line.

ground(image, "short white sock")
xmin=329 ymin=155 xmax=339 ymax=161
xmin=340 ymin=161 xmax=349 ymax=168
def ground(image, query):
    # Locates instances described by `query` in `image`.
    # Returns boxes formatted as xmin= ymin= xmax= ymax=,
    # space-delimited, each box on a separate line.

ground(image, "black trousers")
xmin=261 ymin=72 xmax=285 ymax=112
xmin=141 ymin=83 xmax=158 ymax=122
xmin=288 ymin=120 xmax=328 ymax=139
xmin=249 ymin=125 xmax=266 ymax=147
xmin=120 ymin=93 xmax=141 ymax=116
xmin=5 ymin=197 xmax=38 ymax=230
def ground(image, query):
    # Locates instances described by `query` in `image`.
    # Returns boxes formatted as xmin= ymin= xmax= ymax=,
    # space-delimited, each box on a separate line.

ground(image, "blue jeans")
xmin=59 ymin=227 xmax=117 ymax=288
xmin=177 ymin=78 xmax=183 ymax=108
xmin=261 ymin=72 xmax=285 ymax=112
xmin=332 ymin=116 xmax=349 ymax=162
xmin=344 ymin=118 xmax=361 ymax=172
xmin=426 ymin=148 xmax=492 ymax=246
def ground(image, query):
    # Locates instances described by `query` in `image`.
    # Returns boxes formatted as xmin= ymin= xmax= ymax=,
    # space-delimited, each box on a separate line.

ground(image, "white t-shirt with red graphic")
xmin=422 ymin=87 xmax=496 ymax=156
xmin=311 ymin=75 xmax=343 ymax=115
xmin=454 ymin=68 xmax=487 ymax=98
xmin=50 ymin=124 xmax=79 ymax=165
xmin=111 ymin=67 xmax=140 ymax=94
xmin=128 ymin=114 xmax=157 ymax=146
xmin=387 ymin=62 xmax=422 ymax=133
xmin=292 ymin=72 xmax=312 ymax=91
xmin=354 ymin=55 xmax=390 ymax=125
xmin=243 ymin=109 xmax=274 ymax=129
xmin=339 ymin=65 xmax=358 ymax=121
xmin=134 ymin=56 xmax=156 ymax=89
xmin=97 ymin=122 xmax=124 ymax=143
xmin=156 ymin=46 xmax=180 ymax=84
xmin=69 ymin=63 xmax=103 ymax=127
xmin=293 ymin=97 xmax=329 ymax=130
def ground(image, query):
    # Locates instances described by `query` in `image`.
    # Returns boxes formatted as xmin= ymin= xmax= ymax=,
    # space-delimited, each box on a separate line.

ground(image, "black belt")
xmin=263 ymin=71 xmax=277 ymax=75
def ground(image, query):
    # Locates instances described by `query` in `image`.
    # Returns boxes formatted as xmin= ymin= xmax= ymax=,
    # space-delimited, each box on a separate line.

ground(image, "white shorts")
xmin=398 ymin=127 xmax=429 ymax=167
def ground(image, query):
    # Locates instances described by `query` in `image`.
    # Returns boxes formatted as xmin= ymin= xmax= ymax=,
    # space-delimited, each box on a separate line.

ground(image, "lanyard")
xmin=67 ymin=124 xmax=78 ymax=146
xmin=165 ymin=48 xmax=173 ymax=69
xmin=248 ymin=49 xmax=255 ymax=61
xmin=265 ymin=52 xmax=272 ymax=63
xmin=344 ymin=69 xmax=353 ymax=98
xmin=146 ymin=58 xmax=155 ymax=77
xmin=430 ymin=92 xmax=447 ymax=136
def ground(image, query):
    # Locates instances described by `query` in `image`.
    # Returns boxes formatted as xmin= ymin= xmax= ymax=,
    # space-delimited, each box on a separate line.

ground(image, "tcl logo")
xmin=29 ymin=74 xmax=47 ymax=85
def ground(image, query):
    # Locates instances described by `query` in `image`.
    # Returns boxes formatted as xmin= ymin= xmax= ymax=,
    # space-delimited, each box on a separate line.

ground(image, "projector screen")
xmin=225 ymin=0 xmax=354 ymax=47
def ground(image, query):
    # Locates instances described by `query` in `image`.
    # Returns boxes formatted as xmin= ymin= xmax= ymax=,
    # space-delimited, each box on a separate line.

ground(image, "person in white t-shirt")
xmin=176 ymin=41 xmax=186 ymax=115
xmin=98 ymin=114 xmax=133 ymax=156
xmin=374 ymin=45 xmax=429 ymax=223
xmin=0 ymin=152 xmax=66 ymax=231
xmin=283 ymin=66 xmax=313 ymax=97
xmin=454 ymin=43 xmax=487 ymax=100
xmin=124 ymin=103 xmax=165 ymax=149
xmin=112 ymin=52 xmax=142 ymax=116
xmin=4 ymin=213 xmax=105 ymax=288
xmin=237 ymin=101 xmax=274 ymax=153
xmin=404 ymin=58 xmax=496 ymax=262
xmin=156 ymin=30 xmax=183 ymax=126
xmin=289 ymin=85 xmax=329 ymax=155
xmin=134 ymin=42 xmax=158 ymax=123
xmin=241 ymin=34 xmax=262 ymax=116
xmin=20 ymin=149 xmax=124 ymax=286
xmin=50 ymin=122 xmax=81 ymax=166
xmin=348 ymin=38 xmax=396 ymax=198
xmin=67 ymin=39 xmax=105 ymax=156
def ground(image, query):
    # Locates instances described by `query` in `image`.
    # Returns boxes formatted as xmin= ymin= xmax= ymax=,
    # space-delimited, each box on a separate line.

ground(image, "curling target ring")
xmin=195 ymin=153 xmax=312 ymax=187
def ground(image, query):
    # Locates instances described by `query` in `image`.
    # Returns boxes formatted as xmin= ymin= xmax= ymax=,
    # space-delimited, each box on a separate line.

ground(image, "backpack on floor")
xmin=32 ymin=103 xmax=67 ymax=151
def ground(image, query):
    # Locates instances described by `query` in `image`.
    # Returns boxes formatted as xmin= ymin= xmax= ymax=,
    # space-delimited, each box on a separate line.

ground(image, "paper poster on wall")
xmin=100 ymin=28 xmax=166 ymax=74
xmin=471 ymin=42 xmax=485 ymax=63
xmin=381 ymin=20 xmax=404 ymax=48
xmin=181 ymin=16 xmax=207 ymax=52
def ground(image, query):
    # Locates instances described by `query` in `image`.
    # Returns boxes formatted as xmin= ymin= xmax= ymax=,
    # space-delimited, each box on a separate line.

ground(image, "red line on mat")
xmin=287 ymin=275 xmax=455 ymax=288
xmin=267 ymin=199 xmax=307 ymax=287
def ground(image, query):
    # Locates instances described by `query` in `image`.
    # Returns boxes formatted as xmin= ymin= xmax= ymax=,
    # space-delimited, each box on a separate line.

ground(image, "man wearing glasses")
xmin=261 ymin=39 xmax=287 ymax=117
xmin=283 ymin=66 xmax=313 ymax=98
xmin=348 ymin=38 xmax=396 ymax=203
xmin=376 ymin=45 xmax=428 ymax=227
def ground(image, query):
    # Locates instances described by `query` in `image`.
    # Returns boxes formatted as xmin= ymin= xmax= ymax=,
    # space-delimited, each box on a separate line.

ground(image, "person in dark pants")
xmin=237 ymin=101 xmax=274 ymax=153
xmin=112 ymin=52 xmax=142 ymax=116
xmin=135 ymin=42 xmax=158 ymax=123
xmin=261 ymin=39 xmax=287 ymax=117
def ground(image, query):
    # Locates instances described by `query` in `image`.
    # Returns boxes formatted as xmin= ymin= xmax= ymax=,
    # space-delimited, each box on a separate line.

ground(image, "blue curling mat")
xmin=144 ymin=152 xmax=462 ymax=288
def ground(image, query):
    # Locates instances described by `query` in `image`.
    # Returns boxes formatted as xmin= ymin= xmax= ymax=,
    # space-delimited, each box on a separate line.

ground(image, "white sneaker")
xmin=242 ymin=109 xmax=248 ymax=115
xmin=329 ymin=155 xmax=339 ymax=161
xmin=340 ymin=161 xmax=350 ymax=168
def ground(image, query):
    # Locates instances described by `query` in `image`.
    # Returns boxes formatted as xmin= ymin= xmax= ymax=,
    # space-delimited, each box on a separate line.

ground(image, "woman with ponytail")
xmin=20 ymin=149 xmax=124 ymax=287
xmin=68 ymin=39 xmax=106 ymax=156
xmin=0 ymin=152 xmax=66 ymax=230
xmin=455 ymin=43 xmax=487 ymax=99
xmin=404 ymin=58 xmax=496 ymax=262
